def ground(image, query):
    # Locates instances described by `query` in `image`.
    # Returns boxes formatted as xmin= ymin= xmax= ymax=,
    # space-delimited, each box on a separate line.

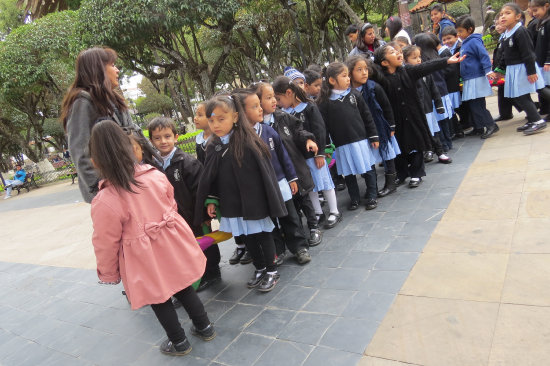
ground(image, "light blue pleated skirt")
xmin=462 ymin=76 xmax=493 ymax=101
xmin=305 ymin=157 xmax=335 ymax=192
xmin=277 ymin=178 xmax=293 ymax=202
xmin=335 ymin=139 xmax=376 ymax=176
xmin=542 ymin=68 xmax=550 ymax=86
xmin=449 ymin=91 xmax=461 ymax=108
xmin=504 ymin=64 xmax=546 ymax=98
xmin=433 ymin=94 xmax=455 ymax=121
xmin=425 ymin=112 xmax=440 ymax=136
xmin=372 ymin=135 xmax=401 ymax=161
xmin=220 ymin=216 xmax=274 ymax=236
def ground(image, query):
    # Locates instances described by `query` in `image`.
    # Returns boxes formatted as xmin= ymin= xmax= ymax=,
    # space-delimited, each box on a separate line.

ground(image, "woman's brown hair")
xmin=89 ymin=120 xmax=140 ymax=193
xmin=61 ymin=47 xmax=127 ymax=130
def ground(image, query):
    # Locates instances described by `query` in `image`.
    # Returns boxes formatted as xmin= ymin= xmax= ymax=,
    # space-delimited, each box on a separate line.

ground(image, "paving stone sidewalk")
xmin=0 ymin=135 xmax=484 ymax=366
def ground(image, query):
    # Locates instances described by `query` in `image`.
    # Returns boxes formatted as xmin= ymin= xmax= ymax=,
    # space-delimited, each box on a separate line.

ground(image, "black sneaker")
xmin=160 ymin=338 xmax=192 ymax=356
xmin=308 ymin=229 xmax=322 ymax=246
xmin=365 ymin=199 xmax=377 ymax=210
xmin=481 ymin=124 xmax=499 ymax=139
xmin=523 ymin=121 xmax=547 ymax=135
xmin=258 ymin=273 xmax=280 ymax=292
xmin=196 ymin=275 xmax=221 ymax=292
xmin=247 ymin=269 xmax=266 ymax=288
xmin=423 ymin=151 xmax=434 ymax=163
xmin=517 ymin=122 xmax=533 ymax=132
xmin=229 ymin=247 xmax=245 ymax=265
xmin=190 ymin=323 xmax=216 ymax=341
xmin=295 ymin=248 xmax=312 ymax=264
xmin=324 ymin=212 xmax=342 ymax=229
xmin=348 ymin=201 xmax=360 ymax=211
xmin=240 ymin=250 xmax=253 ymax=264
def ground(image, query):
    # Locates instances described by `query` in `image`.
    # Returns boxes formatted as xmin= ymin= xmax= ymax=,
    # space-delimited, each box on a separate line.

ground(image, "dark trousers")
xmin=273 ymin=199 xmax=308 ymax=256
xmin=396 ymin=151 xmax=426 ymax=180
xmin=437 ymin=118 xmax=453 ymax=150
xmin=243 ymin=231 xmax=277 ymax=272
xmin=497 ymin=85 xmax=521 ymax=118
xmin=431 ymin=133 xmax=444 ymax=156
xmin=151 ymin=286 xmax=210 ymax=344
xmin=383 ymin=159 xmax=396 ymax=175
xmin=514 ymin=94 xmax=542 ymax=123
xmin=293 ymin=193 xmax=318 ymax=230
xmin=203 ymin=245 xmax=221 ymax=279
xmin=456 ymin=101 xmax=471 ymax=129
xmin=330 ymin=162 xmax=345 ymax=186
xmin=538 ymin=88 xmax=550 ymax=115
xmin=344 ymin=165 xmax=377 ymax=202
xmin=467 ymin=97 xmax=495 ymax=129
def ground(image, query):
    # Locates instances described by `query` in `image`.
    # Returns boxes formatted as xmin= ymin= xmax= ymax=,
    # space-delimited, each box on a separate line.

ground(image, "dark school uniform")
xmin=165 ymin=147 xmax=221 ymax=282
xmin=256 ymin=123 xmax=308 ymax=255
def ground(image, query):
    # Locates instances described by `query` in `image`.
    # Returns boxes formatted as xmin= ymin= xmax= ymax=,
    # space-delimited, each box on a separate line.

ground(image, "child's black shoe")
xmin=229 ymin=247 xmax=245 ymax=265
xmin=191 ymin=323 xmax=216 ymax=341
xmin=258 ymin=273 xmax=280 ymax=292
xmin=247 ymin=269 xmax=266 ymax=288
xmin=308 ymin=229 xmax=322 ymax=246
xmin=365 ymin=199 xmax=377 ymax=210
xmin=240 ymin=250 xmax=253 ymax=264
xmin=160 ymin=338 xmax=192 ymax=356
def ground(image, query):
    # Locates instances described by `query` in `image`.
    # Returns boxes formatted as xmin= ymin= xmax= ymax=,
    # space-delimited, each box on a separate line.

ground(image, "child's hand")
xmin=390 ymin=131 xmax=395 ymax=137
xmin=207 ymin=203 xmax=217 ymax=218
xmin=306 ymin=139 xmax=318 ymax=155
xmin=528 ymin=74 xmax=539 ymax=84
xmin=371 ymin=141 xmax=379 ymax=149
xmin=289 ymin=181 xmax=298 ymax=195
xmin=448 ymin=53 xmax=466 ymax=64
xmin=545 ymin=64 xmax=550 ymax=72
xmin=486 ymin=72 xmax=496 ymax=80
xmin=314 ymin=156 xmax=325 ymax=168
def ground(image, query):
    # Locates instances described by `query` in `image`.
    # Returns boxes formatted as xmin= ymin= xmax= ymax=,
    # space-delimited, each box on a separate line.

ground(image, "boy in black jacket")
xmin=148 ymin=117 xmax=221 ymax=292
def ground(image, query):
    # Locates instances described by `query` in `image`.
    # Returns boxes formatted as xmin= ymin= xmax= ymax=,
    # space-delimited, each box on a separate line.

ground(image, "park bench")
xmin=13 ymin=172 xmax=39 ymax=195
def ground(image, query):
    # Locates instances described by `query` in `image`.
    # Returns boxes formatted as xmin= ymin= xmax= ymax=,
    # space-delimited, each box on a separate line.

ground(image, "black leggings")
xmin=150 ymin=286 xmax=210 ymax=344
xmin=273 ymin=199 xmax=308 ymax=256
xmin=468 ymin=97 xmax=495 ymax=129
xmin=513 ymin=94 xmax=542 ymax=123
xmin=344 ymin=166 xmax=377 ymax=202
xmin=293 ymin=193 xmax=318 ymax=230
xmin=242 ymin=231 xmax=277 ymax=272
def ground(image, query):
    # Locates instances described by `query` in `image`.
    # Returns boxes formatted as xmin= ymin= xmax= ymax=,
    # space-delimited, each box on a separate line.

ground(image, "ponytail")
xmin=316 ymin=62 xmax=347 ymax=105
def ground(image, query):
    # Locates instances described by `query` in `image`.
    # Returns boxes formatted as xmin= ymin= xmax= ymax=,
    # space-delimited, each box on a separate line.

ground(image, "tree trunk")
xmin=337 ymin=0 xmax=362 ymax=25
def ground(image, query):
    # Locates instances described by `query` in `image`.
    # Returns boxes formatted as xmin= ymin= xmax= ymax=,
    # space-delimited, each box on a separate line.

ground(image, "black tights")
xmin=242 ymin=231 xmax=277 ymax=272
xmin=150 ymin=286 xmax=210 ymax=344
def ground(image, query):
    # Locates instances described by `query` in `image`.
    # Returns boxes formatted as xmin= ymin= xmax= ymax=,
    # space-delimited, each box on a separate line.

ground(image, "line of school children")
xmin=88 ymin=3 xmax=550 ymax=357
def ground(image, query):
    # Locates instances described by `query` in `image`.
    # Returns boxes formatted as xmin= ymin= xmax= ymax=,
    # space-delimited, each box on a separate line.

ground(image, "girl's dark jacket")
xmin=439 ymin=47 xmax=461 ymax=94
xmin=271 ymin=110 xmax=315 ymax=195
xmin=164 ymin=147 xmax=203 ymax=236
xmin=360 ymin=80 xmax=395 ymax=159
xmin=417 ymin=74 xmax=444 ymax=114
xmin=318 ymin=88 xmax=379 ymax=147
xmin=194 ymin=136 xmax=287 ymax=226
xmin=370 ymin=59 xmax=449 ymax=154
xmin=292 ymin=102 xmax=327 ymax=159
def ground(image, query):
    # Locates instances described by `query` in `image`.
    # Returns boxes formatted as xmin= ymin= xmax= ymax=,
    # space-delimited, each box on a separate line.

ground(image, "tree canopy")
xmin=0 ymin=0 xmax=399 ymax=166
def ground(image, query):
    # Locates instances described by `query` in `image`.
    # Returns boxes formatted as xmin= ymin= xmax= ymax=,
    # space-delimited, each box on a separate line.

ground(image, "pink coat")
xmin=91 ymin=164 xmax=206 ymax=310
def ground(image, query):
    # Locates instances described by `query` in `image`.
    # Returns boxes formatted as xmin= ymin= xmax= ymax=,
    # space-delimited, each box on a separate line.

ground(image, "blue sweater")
xmin=459 ymin=33 xmax=492 ymax=81
xmin=14 ymin=169 xmax=26 ymax=182
xmin=256 ymin=123 xmax=297 ymax=183
xmin=438 ymin=18 xmax=455 ymax=40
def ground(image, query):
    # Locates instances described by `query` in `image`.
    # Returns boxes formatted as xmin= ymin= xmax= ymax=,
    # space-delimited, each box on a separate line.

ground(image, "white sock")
xmin=322 ymin=189 xmax=339 ymax=214
xmin=308 ymin=191 xmax=323 ymax=215
xmin=535 ymin=119 xmax=545 ymax=125
xmin=266 ymin=271 xmax=277 ymax=275
xmin=410 ymin=177 xmax=420 ymax=182
xmin=237 ymin=244 xmax=246 ymax=249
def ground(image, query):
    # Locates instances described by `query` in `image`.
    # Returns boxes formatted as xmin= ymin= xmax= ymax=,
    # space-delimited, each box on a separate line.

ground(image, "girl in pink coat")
xmin=89 ymin=120 xmax=215 ymax=357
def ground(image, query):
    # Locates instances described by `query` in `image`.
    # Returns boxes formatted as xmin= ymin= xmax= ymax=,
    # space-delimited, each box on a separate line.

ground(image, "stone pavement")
xmin=361 ymin=100 xmax=550 ymax=366
xmin=0 ymin=94 xmax=544 ymax=366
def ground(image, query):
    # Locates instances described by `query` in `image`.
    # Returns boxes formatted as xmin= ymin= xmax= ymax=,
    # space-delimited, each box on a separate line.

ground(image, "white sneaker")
xmin=4 ymin=195 xmax=11 ymax=200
